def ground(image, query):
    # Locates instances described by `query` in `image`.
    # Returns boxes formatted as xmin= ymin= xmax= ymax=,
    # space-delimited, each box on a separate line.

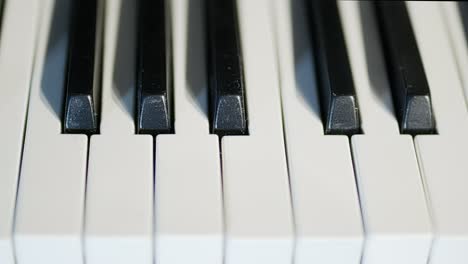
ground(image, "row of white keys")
xmin=84 ymin=0 xmax=153 ymax=263
xmin=409 ymin=2 xmax=468 ymax=263
xmin=0 ymin=0 xmax=42 ymax=263
xmin=341 ymin=2 xmax=432 ymax=263
xmin=154 ymin=0 xmax=223 ymax=263
xmin=14 ymin=0 xmax=88 ymax=263
xmin=221 ymin=0 xmax=294 ymax=264
xmin=273 ymin=0 xmax=363 ymax=263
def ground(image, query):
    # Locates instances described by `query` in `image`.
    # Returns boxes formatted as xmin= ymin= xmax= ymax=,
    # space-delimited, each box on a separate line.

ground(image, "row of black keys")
xmin=63 ymin=0 xmax=247 ymax=136
xmin=62 ymin=0 xmax=467 ymax=136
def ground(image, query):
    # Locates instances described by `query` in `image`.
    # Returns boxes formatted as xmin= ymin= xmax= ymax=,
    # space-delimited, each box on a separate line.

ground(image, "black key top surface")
xmin=63 ymin=0 xmax=102 ymax=134
xmin=307 ymin=0 xmax=360 ymax=135
xmin=207 ymin=0 xmax=248 ymax=136
xmin=136 ymin=0 xmax=173 ymax=134
xmin=375 ymin=1 xmax=435 ymax=134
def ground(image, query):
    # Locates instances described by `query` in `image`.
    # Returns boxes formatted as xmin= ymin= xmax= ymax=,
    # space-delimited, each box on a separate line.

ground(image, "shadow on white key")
xmin=273 ymin=0 xmax=363 ymax=263
xmin=221 ymin=0 xmax=294 ymax=264
xmin=154 ymin=0 xmax=223 ymax=264
xmin=339 ymin=2 xmax=432 ymax=263
xmin=0 ymin=0 xmax=41 ymax=263
xmin=84 ymin=1 xmax=153 ymax=264
xmin=408 ymin=2 xmax=468 ymax=263
xmin=14 ymin=0 xmax=88 ymax=264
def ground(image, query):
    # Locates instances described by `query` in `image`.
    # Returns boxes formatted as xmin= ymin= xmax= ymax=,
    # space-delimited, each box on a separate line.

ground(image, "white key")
xmin=14 ymin=0 xmax=88 ymax=263
xmin=0 ymin=0 xmax=41 ymax=263
xmin=408 ymin=4 xmax=468 ymax=134
xmin=408 ymin=2 xmax=468 ymax=263
xmin=339 ymin=2 xmax=432 ymax=263
xmin=443 ymin=2 xmax=468 ymax=109
xmin=84 ymin=1 xmax=153 ymax=263
xmin=273 ymin=0 xmax=363 ymax=263
xmin=222 ymin=0 xmax=294 ymax=264
xmin=154 ymin=0 xmax=223 ymax=264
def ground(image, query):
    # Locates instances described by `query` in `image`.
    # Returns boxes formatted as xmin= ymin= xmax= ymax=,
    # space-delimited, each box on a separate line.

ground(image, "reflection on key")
xmin=375 ymin=2 xmax=435 ymax=135
xmin=207 ymin=0 xmax=248 ymax=136
xmin=63 ymin=0 xmax=103 ymax=134
xmin=136 ymin=0 xmax=173 ymax=135
xmin=307 ymin=0 xmax=360 ymax=135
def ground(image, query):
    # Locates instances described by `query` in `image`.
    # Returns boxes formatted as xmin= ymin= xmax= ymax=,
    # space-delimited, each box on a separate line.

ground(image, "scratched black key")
xmin=136 ymin=0 xmax=173 ymax=134
xmin=207 ymin=0 xmax=248 ymax=136
xmin=375 ymin=2 xmax=435 ymax=134
xmin=307 ymin=0 xmax=360 ymax=135
xmin=63 ymin=0 xmax=102 ymax=134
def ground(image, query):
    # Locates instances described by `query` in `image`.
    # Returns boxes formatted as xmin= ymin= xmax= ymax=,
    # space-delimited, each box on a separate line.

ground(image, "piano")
xmin=0 ymin=0 xmax=467 ymax=263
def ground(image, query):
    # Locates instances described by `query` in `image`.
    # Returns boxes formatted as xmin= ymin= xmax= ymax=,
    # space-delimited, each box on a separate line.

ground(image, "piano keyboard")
xmin=1 ymin=0 xmax=468 ymax=263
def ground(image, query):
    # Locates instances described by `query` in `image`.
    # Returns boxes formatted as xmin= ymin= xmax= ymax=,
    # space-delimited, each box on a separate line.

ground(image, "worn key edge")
xmin=64 ymin=94 xmax=98 ymax=134
xmin=212 ymin=94 xmax=247 ymax=136
xmin=137 ymin=93 xmax=172 ymax=134
xmin=402 ymin=94 xmax=435 ymax=135
xmin=326 ymin=94 xmax=360 ymax=135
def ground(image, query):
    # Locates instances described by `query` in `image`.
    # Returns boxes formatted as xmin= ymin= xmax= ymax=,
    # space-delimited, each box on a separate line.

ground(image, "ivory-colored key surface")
xmin=0 ymin=0 xmax=42 ymax=263
xmin=14 ymin=0 xmax=88 ymax=263
xmin=409 ymin=2 xmax=468 ymax=263
xmin=273 ymin=0 xmax=363 ymax=263
xmin=340 ymin=2 xmax=432 ymax=263
xmin=221 ymin=0 xmax=294 ymax=263
xmin=85 ymin=1 xmax=153 ymax=263
xmin=154 ymin=0 xmax=223 ymax=263
xmin=443 ymin=2 xmax=468 ymax=109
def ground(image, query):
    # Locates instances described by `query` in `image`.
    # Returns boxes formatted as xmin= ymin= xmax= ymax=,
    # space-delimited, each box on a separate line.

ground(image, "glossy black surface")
xmin=307 ymin=0 xmax=360 ymax=135
xmin=207 ymin=0 xmax=248 ymax=136
xmin=63 ymin=0 xmax=101 ymax=134
xmin=375 ymin=1 xmax=435 ymax=134
xmin=136 ymin=0 xmax=173 ymax=134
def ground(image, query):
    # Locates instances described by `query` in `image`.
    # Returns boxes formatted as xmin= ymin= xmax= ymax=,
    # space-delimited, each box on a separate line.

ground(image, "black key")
xmin=307 ymin=0 xmax=360 ymax=135
xmin=63 ymin=0 xmax=102 ymax=134
xmin=0 ymin=0 xmax=5 ymax=31
xmin=459 ymin=2 xmax=468 ymax=43
xmin=206 ymin=0 xmax=248 ymax=136
xmin=136 ymin=0 xmax=173 ymax=134
xmin=375 ymin=2 xmax=435 ymax=134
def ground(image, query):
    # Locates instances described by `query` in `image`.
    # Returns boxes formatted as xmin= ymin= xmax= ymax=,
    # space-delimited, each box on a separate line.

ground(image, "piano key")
xmin=374 ymin=1 xmax=435 ymax=135
xmin=154 ymin=0 xmax=223 ymax=263
xmin=207 ymin=0 xmax=247 ymax=136
xmin=14 ymin=0 xmax=88 ymax=263
xmin=408 ymin=2 xmax=468 ymax=263
xmin=86 ymin=137 xmax=153 ymax=264
xmin=273 ymin=0 xmax=363 ymax=263
xmin=221 ymin=0 xmax=293 ymax=263
xmin=136 ymin=0 xmax=172 ymax=135
xmin=307 ymin=0 xmax=360 ymax=135
xmin=0 ymin=0 xmax=42 ymax=263
xmin=459 ymin=2 xmax=468 ymax=39
xmin=63 ymin=0 xmax=102 ymax=134
xmin=0 ymin=0 xmax=4 ymax=22
xmin=85 ymin=0 xmax=153 ymax=263
xmin=408 ymin=2 xmax=468 ymax=134
xmin=443 ymin=3 xmax=468 ymax=108
xmin=340 ymin=2 xmax=432 ymax=263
